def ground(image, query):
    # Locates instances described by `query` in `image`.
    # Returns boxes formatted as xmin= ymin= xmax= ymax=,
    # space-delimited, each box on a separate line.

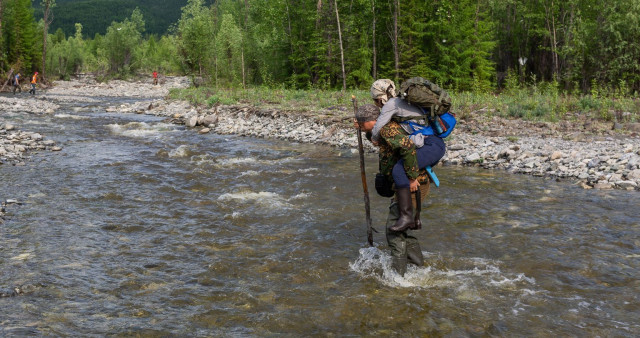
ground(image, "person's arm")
xmin=371 ymin=102 xmax=399 ymax=144
xmin=379 ymin=123 xmax=419 ymax=180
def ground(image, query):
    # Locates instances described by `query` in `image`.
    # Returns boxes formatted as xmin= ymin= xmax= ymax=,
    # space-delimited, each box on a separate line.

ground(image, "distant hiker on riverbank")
xmin=12 ymin=73 xmax=21 ymax=94
xmin=153 ymin=71 xmax=158 ymax=85
xmin=28 ymin=72 xmax=38 ymax=95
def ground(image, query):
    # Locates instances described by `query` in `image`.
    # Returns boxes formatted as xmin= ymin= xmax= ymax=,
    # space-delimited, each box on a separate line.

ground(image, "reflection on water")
xmin=1 ymin=105 xmax=640 ymax=336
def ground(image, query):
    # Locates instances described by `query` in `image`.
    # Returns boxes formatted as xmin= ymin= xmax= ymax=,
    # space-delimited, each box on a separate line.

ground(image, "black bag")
xmin=375 ymin=173 xmax=395 ymax=197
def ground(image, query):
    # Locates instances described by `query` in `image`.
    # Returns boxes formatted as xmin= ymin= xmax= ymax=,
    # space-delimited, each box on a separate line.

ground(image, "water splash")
xmin=168 ymin=145 xmax=192 ymax=158
xmin=107 ymin=122 xmax=177 ymax=138
xmin=350 ymin=247 xmax=536 ymax=293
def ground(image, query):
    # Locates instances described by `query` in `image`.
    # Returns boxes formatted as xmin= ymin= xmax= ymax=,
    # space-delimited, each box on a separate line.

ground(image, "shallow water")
xmin=1 ymin=100 xmax=639 ymax=336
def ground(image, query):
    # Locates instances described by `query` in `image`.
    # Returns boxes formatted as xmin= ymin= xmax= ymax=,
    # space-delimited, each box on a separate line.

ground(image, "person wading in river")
xmin=12 ymin=73 xmax=21 ymax=94
xmin=354 ymin=102 xmax=443 ymax=276
xmin=28 ymin=72 xmax=38 ymax=95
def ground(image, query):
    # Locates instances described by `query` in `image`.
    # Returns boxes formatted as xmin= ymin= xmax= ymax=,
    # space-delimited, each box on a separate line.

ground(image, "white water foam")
xmin=350 ymin=246 xmax=536 ymax=293
xmin=218 ymin=191 xmax=290 ymax=208
xmin=54 ymin=113 xmax=89 ymax=120
xmin=169 ymin=145 xmax=191 ymax=158
xmin=214 ymin=156 xmax=301 ymax=168
xmin=217 ymin=190 xmax=310 ymax=209
xmin=239 ymin=170 xmax=261 ymax=177
xmin=107 ymin=122 xmax=177 ymax=138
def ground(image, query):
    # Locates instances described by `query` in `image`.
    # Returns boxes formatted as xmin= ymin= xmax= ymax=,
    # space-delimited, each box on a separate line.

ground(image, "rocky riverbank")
xmin=3 ymin=76 xmax=640 ymax=190
xmin=0 ymin=122 xmax=61 ymax=166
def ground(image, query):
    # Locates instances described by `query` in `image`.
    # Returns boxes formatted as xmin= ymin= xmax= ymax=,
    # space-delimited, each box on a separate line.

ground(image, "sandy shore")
xmin=2 ymin=77 xmax=640 ymax=190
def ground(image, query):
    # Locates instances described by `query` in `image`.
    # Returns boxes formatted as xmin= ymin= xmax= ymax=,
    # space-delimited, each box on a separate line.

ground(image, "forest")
xmin=1 ymin=0 xmax=640 ymax=116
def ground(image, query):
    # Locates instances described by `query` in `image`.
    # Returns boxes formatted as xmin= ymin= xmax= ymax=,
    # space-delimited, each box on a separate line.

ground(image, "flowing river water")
xmin=1 ymin=95 xmax=640 ymax=336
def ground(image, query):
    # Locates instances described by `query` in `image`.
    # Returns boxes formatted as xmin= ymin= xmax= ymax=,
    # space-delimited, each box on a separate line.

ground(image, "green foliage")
xmin=101 ymin=8 xmax=145 ymax=74
xmin=2 ymin=0 xmax=40 ymax=70
xmin=214 ymin=13 xmax=244 ymax=87
xmin=175 ymin=0 xmax=214 ymax=77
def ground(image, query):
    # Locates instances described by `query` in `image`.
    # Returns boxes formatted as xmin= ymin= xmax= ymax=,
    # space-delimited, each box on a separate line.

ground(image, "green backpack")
xmin=398 ymin=77 xmax=452 ymax=116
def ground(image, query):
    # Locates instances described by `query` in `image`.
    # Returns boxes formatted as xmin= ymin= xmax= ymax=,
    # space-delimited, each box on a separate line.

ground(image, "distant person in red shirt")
xmin=153 ymin=71 xmax=158 ymax=85
xmin=28 ymin=72 xmax=38 ymax=95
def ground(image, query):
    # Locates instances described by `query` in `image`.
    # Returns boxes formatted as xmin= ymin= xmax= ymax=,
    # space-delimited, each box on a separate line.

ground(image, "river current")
xmin=1 ymin=97 xmax=639 ymax=336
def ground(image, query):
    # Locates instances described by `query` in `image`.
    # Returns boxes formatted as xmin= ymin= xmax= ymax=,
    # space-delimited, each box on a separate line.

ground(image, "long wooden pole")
xmin=352 ymin=96 xmax=373 ymax=246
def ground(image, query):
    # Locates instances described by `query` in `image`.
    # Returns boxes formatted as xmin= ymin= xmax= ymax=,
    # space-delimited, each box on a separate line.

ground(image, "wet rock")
xmin=465 ymin=153 xmax=481 ymax=162
xmin=202 ymin=114 xmax=218 ymax=127
xmin=593 ymin=181 xmax=614 ymax=189
xmin=550 ymin=151 xmax=563 ymax=160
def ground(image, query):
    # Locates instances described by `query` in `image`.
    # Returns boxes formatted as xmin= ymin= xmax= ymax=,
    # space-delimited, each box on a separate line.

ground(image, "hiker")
xmin=354 ymin=103 xmax=445 ymax=276
xmin=369 ymin=79 xmax=446 ymax=214
xmin=153 ymin=70 xmax=158 ymax=85
xmin=28 ymin=72 xmax=38 ymax=95
xmin=12 ymin=73 xmax=21 ymax=94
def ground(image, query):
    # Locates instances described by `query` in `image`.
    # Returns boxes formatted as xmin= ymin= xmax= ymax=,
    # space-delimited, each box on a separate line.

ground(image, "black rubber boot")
xmin=389 ymin=188 xmax=415 ymax=232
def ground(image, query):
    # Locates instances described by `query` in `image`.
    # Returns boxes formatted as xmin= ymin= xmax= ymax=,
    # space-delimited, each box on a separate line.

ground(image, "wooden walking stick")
xmin=352 ymin=95 xmax=374 ymax=247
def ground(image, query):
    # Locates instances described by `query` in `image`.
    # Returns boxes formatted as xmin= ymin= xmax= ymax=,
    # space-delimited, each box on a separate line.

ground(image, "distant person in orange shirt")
xmin=153 ymin=70 xmax=158 ymax=85
xmin=28 ymin=72 xmax=38 ymax=95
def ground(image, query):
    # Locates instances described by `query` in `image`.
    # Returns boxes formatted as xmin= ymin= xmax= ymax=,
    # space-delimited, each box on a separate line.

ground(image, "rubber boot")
xmin=386 ymin=201 xmax=408 ymax=276
xmin=406 ymin=235 xmax=424 ymax=267
xmin=389 ymin=187 xmax=415 ymax=232
xmin=387 ymin=230 xmax=408 ymax=276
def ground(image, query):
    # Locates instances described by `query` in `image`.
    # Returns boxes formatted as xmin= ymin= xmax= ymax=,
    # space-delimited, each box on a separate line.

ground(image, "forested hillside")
xmin=33 ymin=0 xmax=214 ymax=37
xmin=2 ymin=0 xmax=640 ymax=100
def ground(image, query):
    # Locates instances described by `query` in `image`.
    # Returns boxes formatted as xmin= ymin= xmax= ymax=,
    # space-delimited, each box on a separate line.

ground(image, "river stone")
xmin=5 ymin=124 xmax=15 ymax=131
xmin=186 ymin=115 xmax=198 ymax=128
xmin=202 ymin=114 xmax=218 ymax=127
xmin=550 ymin=151 xmax=563 ymax=160
xmin=616 ymin=180 xmax=638 ymax=189
xmin=593 ymin=181 xmax=613 ymax=189
xmin=623 ymin=123 xmax=640 ymax=133
xmin=627 ymin=169 xmax=640 ymax=180
xmin=51 ymin=146 xmax=62 ymax=151
xmin=466 ymin=152 xmax=481 ymax=162
xmin=587 ymin=158 xmax=601 ymax=168
xmin=199 ymin=128 xmax=210 ymax=134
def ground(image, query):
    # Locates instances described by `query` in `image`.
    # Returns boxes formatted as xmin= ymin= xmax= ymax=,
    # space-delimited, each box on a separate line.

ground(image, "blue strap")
xmin=426 ymin=166 xmax=439 ymax=187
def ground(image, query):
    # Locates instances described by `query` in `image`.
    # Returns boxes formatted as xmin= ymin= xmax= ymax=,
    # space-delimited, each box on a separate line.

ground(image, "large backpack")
xmin=396 ymin=77 xmax=456 ymax=138
xmin=398 ymin=77 xmax=452 ymax=116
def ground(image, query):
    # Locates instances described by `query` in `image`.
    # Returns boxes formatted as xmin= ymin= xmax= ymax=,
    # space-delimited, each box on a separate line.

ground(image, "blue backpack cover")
xmin=402 ymin=111 xmax=457 ymax=138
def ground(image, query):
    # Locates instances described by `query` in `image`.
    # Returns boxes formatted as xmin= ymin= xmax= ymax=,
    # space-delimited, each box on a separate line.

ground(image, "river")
xmin=1 ymin=96 xmax=639 ymax=336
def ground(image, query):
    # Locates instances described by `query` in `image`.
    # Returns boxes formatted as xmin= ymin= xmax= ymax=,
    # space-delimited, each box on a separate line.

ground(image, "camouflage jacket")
xmin=367 ymin=121 xmax=429 ymax=184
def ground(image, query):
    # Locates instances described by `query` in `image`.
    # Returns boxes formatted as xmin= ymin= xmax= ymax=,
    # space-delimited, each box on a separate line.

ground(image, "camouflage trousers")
xmin=385 ymin=183 xmax=429 ymax=276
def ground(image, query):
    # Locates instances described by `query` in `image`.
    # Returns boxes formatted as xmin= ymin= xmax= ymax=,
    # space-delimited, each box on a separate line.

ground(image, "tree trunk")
xmin=0 ymin=0 xmax=4 ymax=51
xmin=241 ymin=48 xmax=246 ymax=89
xmin=42 ymin=0 xmax=55 ymax=83
xmin=242 ymin=0 xmax=248 ymax=89
xmin=371 ymin=0 xmax=377 ymax=79
xmin=316 ymin=0 xmax=323 ymax=29
xmin=334 ymin=0 xmax=346 ymax=91
xmin=393 ymin=0 xmax=400 ymax=82
xmin=544 ymin=0 xmax=559 ymax=80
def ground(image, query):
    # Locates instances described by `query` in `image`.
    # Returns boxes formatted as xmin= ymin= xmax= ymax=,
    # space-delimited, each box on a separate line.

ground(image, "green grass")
xmin=168 ymin=85 xmax=640 ymax=123
xmin=168 ymin=86 xmax=372 ymax=113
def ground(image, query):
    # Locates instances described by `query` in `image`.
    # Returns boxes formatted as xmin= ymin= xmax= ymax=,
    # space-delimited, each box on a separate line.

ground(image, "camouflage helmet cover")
xmin=370 ymin=79 xmax=396 ymax=104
